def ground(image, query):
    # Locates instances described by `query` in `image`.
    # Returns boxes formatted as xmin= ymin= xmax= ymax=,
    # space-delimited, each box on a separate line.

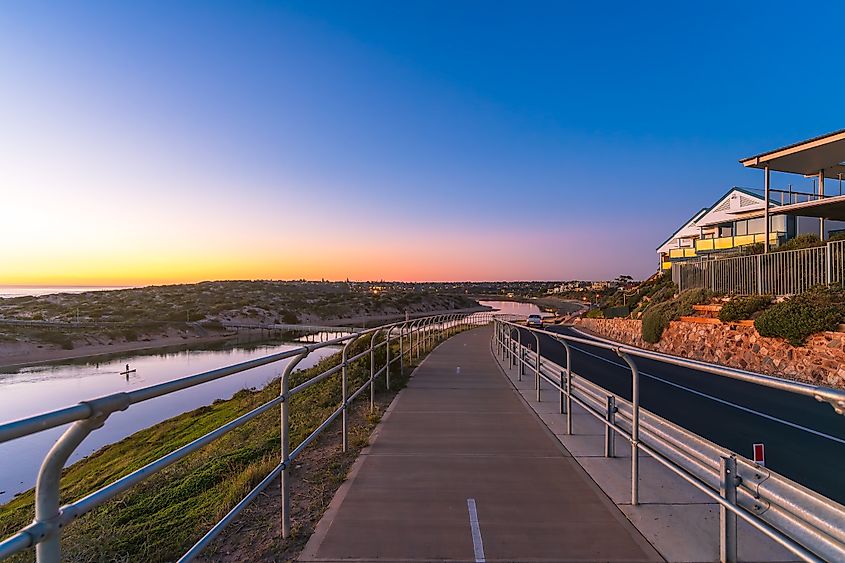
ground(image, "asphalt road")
xmin=509 ymin=325 xmax=845 ymax=505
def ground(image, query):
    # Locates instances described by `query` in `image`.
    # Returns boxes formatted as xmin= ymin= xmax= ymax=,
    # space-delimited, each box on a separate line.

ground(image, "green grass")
xmin=0 ymin=328 xmax=457 ymax=562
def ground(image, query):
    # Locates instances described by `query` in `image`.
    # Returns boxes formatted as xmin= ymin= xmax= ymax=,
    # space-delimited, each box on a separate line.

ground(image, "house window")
xmin=735 ymin=221 xmax=748 ymax=236
xmin=718 ymin=224 xmax=733 ymax=238
xmin=747 ymin=217 xmax=764 ymax=234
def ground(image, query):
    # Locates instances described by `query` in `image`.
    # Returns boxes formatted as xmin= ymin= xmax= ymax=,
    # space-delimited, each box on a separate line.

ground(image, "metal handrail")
xmin=0 ymin=311 xmax=495 ymax=561
xmin=495 ymin=319 xmax=845 ymax=563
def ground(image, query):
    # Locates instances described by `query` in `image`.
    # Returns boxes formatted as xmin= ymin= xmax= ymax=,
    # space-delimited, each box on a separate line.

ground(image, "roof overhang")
xmin=740 ymin=129 xmax=845 ymax=180
xmin=697 ymin=209 xmax=770 ymax=228
xmin=696 ymin=195 xmax=845 ymax=223
xmin=770 ymin=195 xmax=845 ymax=220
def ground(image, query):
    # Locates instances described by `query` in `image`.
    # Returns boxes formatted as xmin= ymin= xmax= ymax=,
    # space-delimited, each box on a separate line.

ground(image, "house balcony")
xmin=694 ymin=232 xmax=783 ymax=252
xmin=668 ymin=248 xmax=697 ymax=259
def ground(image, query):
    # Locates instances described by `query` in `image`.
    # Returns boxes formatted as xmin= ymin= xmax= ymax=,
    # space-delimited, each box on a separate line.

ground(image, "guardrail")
xmin=674 ymin=239 xmax=845 ymax=296
xmin=493 ymin=319 xmax=845 ymax=563
xmin=0 ymin=311 xmax=495 ymax=562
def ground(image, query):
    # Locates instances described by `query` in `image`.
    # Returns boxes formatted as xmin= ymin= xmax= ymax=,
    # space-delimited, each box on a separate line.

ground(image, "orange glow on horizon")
xmin=0 ymin=226 xmax=585 ymax=285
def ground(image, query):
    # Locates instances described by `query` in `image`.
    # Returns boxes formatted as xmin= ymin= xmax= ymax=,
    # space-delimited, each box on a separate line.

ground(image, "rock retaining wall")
xmin=576 ymin=318 xmax=845 ymax=389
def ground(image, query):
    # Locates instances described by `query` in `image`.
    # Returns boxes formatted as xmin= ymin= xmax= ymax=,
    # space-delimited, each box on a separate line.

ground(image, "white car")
xmin=526 ymin=314 xmax=543 ymax=328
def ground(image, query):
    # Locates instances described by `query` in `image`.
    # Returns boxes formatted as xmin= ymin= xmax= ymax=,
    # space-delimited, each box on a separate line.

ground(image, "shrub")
xmin=604 ymin=306 xmax=629 ymax=319
xmin=775 ymin=233 xmax=824 ymax=252
xmin=718 ymin=295 xmax=772 ymax=322
xmin=755 ymin=286 xmax=845 ymax=345
xmin=741 ymin=242 xmax=764 ymax=255
xmin=642 ymin=288 xmax=712 ymax=344
xmin=584 ymin=308 xmax=603 ymax=319
xmin=279 ymin=310 xmax=299 ymax=324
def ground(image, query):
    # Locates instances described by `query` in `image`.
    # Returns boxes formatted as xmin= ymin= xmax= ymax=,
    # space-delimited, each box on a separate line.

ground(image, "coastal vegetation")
xmin=0 ymin=281 xmax=479 ymax=354
xmin=641 ymin=288 xmax=712 ymax=344
xmin=740 ymin=232 xmax=845 ymax=255
xmin=0 ymin=327 xmax=449 ymax=562
xmin=591 ymin=271 xmax=845 ymax=347
xmin=755 ymin=286 xmax=845 ymax=346
xmin=718 ymin=295 xmax=772 ymax=323
xmin=585 ymin=272 xmax=676 ymax=320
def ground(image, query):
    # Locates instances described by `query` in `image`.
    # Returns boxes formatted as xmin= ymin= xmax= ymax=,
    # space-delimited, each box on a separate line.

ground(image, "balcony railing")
xmin=695 ymin=232 xmax=782 ymax=252
xmin=668 ymin=247 xmax=697 ymax=259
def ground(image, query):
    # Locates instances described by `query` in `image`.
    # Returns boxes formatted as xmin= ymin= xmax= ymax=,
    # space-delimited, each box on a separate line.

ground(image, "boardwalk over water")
xmin=300 ymin=327 xmax=660 ymax=562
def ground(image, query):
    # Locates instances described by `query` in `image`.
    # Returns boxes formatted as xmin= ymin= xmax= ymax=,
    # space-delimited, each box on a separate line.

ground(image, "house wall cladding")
xmin=575 ymin=318 xmax=845 ymax=390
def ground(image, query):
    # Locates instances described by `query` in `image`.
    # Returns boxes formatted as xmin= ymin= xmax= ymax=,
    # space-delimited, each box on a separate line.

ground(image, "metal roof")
xmin=740 ymin=128 xmax=845 ymax=180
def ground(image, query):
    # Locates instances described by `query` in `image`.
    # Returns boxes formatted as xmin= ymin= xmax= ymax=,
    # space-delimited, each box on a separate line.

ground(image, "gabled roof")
xmin=693 ymin=186 xmax=778 ymax=229
xmin=656 ymin=207 xmax=707 ymax=251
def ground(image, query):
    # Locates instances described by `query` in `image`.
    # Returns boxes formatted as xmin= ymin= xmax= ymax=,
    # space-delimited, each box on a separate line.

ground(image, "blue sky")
xmin=1 ymin=1 xmax=843 ymax=282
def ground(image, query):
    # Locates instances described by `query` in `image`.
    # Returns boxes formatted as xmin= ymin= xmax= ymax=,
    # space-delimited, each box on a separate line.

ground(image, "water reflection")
xmin=0 ymin=341 xmax=338 ymax=503
xmin=478 ymin=300 xmax=553 ymax=318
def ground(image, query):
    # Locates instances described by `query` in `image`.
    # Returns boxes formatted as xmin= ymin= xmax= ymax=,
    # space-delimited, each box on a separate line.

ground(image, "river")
xmin=0 ymin=340 xmax=338 ymax=503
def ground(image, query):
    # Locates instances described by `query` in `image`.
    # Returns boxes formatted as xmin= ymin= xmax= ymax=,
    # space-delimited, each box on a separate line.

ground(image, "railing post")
xmin=341 ymin=336 xmax=360 ymax=453
xmin=826 ymin=242 xmax=832 ymax=286
xmin=503 ymin=324 xmax=507 ymax=361
xmin=430 ymin=316 xmax=437 ymax=349
xmin=399 ymin=324 xmax=404 ymax=376
xmin=416 ymin=319 xmax=423 ymax=360
xmin=562 ymin=341 xmax=572 ymax=432
xmin=559 ymin=370 xmax=566 ymax=414
xmin=281 ymin=350 xmax=308 ymax=539
xmin=720 ymin=455 xmax=740 ymax=563
xmin=35 ymin=416 xmax=107 ymax=562
xmin=604 ymin=395 xmax=617 ymax=458
xmin=618 ymin=351 xmax=640 ymax=506
xmin=385 ymin=327 xmax=391 ymax=391
xmin=413 ymin=319 xmax=421 ymax=361
xmin=429 ymin=317 xmax=436 ymax=349
xmin=500 ymin=322 xmax=505 ymax=358
xmin=369 ymin=331 xmax=377 ymax=412
xmin=506 ymin=328 xmax=511 ymax=363
xmin=519 ymin=347 xmax=525 ymax=380
xmin=496 ymin=321 xmax=502 ymax=357
xmin=534 ymin=332 xmax=541 ymax=402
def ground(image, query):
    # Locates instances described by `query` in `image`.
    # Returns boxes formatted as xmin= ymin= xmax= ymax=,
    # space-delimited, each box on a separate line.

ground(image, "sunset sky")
xmin=2 ymin=1 xmax=843 ymax=284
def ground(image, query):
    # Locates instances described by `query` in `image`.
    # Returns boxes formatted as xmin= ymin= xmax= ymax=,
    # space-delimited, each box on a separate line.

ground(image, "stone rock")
xmin=577 ymin=317 xmax=844 ymax=390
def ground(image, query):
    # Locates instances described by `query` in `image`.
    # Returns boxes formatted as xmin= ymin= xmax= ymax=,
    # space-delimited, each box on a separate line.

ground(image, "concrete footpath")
xmin=299 ymin=327 xmax=661 ymax=562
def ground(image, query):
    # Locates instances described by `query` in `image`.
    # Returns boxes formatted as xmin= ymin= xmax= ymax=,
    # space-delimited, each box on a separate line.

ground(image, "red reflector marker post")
xmin=753 ymin=443 xmax=765 ymax=466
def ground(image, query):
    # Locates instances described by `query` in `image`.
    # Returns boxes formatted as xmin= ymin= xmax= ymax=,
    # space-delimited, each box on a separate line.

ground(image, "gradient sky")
xmin=2 ymin=1 xmax=844 ymax=284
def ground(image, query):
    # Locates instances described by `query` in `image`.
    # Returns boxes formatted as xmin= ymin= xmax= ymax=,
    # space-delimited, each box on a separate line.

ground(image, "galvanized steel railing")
xmin=494 ymin=319 xmax=845 ymax=563
xmin=674 ymin=239 xmax=845 ymax=296
xmin=0 ymin=311 xmax=494 ymax=562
